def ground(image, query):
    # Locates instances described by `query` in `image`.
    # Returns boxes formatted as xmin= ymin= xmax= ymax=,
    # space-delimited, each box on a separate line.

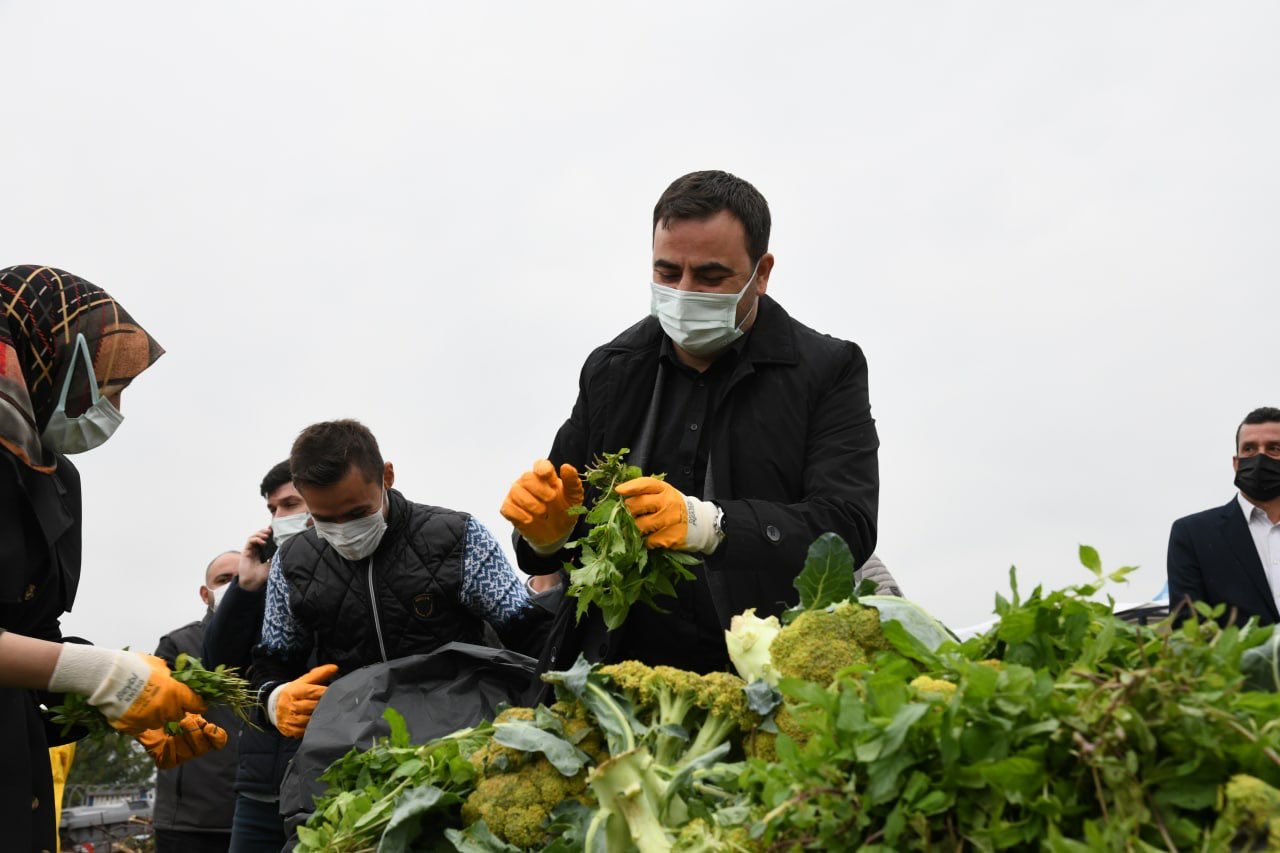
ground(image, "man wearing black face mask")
xmin=1168 ymin=406 xmax=1280 ymax=627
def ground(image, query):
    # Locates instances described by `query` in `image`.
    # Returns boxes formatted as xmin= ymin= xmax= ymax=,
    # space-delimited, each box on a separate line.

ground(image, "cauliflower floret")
xmin=725 ymin=609 xmax=783 ymax=687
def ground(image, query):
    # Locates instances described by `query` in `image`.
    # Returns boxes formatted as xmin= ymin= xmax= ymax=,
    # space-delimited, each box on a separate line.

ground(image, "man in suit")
xmin=1168 ymin=406 xmax=1280 ymax=626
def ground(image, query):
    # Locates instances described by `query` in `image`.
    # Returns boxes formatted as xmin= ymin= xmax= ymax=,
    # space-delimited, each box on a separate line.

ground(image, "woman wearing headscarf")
xmin=0 ymin=265 xmax=219 ymax=852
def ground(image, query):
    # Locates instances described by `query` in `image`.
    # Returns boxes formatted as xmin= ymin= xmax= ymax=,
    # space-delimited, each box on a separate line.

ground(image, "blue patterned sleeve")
xmin=460 ymin=517 xmax=533 ymax=629
xmin=259 ymin=552 xmax=307 ymax=655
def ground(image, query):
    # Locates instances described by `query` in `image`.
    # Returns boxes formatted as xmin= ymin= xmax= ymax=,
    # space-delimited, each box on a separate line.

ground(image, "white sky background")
xmin=2 ymin=2 xmax=1276 ymax=650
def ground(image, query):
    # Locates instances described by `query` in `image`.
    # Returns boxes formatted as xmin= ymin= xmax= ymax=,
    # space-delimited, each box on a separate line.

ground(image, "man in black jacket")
xmin=501 ymin=170 xmax=879 ymax=676
xmin=253 ymin=420 xmax=552 ymax=740
xmin=1168 ymin=406 xmax=1280 ymax=627
xmin=203 ymin=460 xmax=311 ymax=853
xmin=151 ymin=551 xmax=242 ymax=853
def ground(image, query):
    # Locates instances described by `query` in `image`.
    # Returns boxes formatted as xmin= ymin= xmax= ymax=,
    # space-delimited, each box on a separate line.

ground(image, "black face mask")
xmin=1235 ymin=454 xmax=1280 ymax=502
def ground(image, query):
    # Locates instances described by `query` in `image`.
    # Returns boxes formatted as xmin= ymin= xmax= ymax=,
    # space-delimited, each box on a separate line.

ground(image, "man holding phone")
xmin=203 ymin=460 xmax=312 ymax=853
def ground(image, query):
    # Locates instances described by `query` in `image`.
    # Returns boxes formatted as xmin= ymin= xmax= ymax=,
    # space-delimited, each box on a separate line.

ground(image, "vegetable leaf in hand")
xmin=564 ymin=449 xmax=701 ymax=630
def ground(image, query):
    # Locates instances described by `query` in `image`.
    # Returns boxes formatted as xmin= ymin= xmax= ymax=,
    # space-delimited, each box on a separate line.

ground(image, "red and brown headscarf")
xmin=0 ymin=265 xmax=164 ymax=472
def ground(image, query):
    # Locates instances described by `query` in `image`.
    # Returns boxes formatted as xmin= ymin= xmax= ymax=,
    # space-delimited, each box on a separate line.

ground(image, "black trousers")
xmin=155 ymin=828 xmax=232 ymax=853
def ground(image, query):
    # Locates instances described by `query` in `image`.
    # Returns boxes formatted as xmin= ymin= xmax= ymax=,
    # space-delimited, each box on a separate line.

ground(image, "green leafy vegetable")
xmin=296 ymin=709 xmax=490 ymax=853
xmin=565 ymin=449 xmax=702 ymax=631
xmin=792 ymin=531 xmax=856 ymax=612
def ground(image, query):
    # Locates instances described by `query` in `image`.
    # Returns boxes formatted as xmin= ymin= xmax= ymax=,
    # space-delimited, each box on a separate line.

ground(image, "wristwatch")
xmin=711 ymin=503 xmax=727 ymax=545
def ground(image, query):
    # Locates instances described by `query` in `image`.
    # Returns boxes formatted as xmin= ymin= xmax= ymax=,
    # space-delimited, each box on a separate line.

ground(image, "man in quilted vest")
xmin=251 ymin=419 xmax=549 ymax=739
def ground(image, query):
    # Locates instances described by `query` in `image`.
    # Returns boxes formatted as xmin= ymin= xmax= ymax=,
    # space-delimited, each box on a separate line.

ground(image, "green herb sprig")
xmin=564 ymin=448 xmax=702 ymax=631
xmin=49 ymin=653 xmax=255 ymax=737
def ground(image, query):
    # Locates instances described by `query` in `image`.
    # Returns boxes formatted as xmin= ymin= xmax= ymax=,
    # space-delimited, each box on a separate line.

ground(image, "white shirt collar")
xmin=1240 ymin=492 xmax=1272 ymax=524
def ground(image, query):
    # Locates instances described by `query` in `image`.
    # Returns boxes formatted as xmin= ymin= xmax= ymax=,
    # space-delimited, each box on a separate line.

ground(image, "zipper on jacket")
xmin=367 ymin=556 xmax=388 ymax=662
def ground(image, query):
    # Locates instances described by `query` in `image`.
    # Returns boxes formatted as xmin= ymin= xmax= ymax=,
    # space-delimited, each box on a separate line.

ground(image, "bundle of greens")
xmin=565 ymin=449 xmax=703 ymax=631
xmin=49 ymin=652 xmax=254 ymax=737
xmin=297 ymin=710 xmax=491 ymax=853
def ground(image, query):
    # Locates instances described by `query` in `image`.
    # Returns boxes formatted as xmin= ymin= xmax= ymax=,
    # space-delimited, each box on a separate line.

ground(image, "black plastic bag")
xmin=279 ymin=642 xmax=537 ymax=833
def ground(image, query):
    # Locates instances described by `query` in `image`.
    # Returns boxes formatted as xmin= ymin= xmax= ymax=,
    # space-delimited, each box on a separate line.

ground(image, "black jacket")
xmin=253 ymin=490 xmax=549 ymax=692
xmin=1 ymin=450 xmax=84 ymax=853
xmin=152 ymin=614 xmax=240 ymax=834
xmin=518 ymin=295 xmax=879 ymax=673
xmin=1168 ymin=497 xmax=1280 ymax=626
xmin=203 ymin=579 xmax=299 ymax=799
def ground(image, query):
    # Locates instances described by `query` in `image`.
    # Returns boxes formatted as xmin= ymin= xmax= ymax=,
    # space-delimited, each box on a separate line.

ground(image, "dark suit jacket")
xmin=1167 ymin=497 xmax=1280 ymax=626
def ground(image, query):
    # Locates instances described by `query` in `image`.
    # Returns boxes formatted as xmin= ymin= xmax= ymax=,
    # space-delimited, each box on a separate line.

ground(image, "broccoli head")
xmin=462 ymin=704 xmax=603 ymax=849
xmin=1222 ymin=774 xmax=1280 ymax=849
xmin=598 ymin=662 xmax=759 ymax=770
xmin=768 ymin=602 xmax=890 ymax=685
xmin=462 ymin=758 xmax=589 ymax=849
xmin=744 ymin=702 xmax=812 ymax=763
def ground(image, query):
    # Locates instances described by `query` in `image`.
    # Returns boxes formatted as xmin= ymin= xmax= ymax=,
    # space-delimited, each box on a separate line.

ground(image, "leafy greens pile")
xmin=295 ymin=537 xmax=1280 ymax=851
xmin=49 ymin=652 xmax=254 ymax=737
xmin=736 ymin=545 xmax=1280 ymax=851
xmin=564 ymin=449 xmax=702 ymax=630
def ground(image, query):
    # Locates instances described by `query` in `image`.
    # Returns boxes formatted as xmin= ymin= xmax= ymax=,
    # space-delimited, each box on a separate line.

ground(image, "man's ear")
xmin=199 ymin=585 xmax=212 ymax=607
xmin=383 ymin=461 xmax=396 ymax=490
xmin=755 ymin=253 xmax=775 ymax=296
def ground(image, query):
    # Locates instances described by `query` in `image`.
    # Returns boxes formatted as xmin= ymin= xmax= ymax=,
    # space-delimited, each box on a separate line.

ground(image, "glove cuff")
xmin=525 ymin=530 xmax=572 ymax=556
xmin=267 ymin=683 xmax=286 ymax=730
xmin=49 ymin=645 xmax=152 ymax=719
xmin=684 ymin=498 xmax=724 ymax=555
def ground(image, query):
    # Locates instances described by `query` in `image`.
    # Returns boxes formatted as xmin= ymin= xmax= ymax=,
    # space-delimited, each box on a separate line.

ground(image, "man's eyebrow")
xmin=692 ymin=261 xmax=735 ymax=275
xmin=653 ymin=258 xmax=681 ymax=269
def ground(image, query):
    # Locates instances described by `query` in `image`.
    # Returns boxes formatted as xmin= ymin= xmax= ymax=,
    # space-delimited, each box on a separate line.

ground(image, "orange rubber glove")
xmin=136 ymin=713 xmax=228 ymax=769
xmin=272 ymin=664 xmax=339 ymax=739
xmin=500 ymin=460 xmax=584 ymax=552
xmin=615 ymin=477 xmax=689 ymax=549
xmin=615 ymin=477 xmax=723 ymax=554
xmin=48 ymin=646 xmax=208 ymax=735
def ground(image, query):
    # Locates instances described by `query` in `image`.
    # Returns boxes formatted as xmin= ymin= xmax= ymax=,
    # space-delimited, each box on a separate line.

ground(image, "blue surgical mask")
xmin=649 ymin=261 xmax=761 ymax=357
xmin=40 ymin=332 xmax=124 ymax=455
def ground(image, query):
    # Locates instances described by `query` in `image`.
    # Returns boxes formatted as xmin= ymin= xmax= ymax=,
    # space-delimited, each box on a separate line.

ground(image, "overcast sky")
xmin=3 ymin=2 xmax=1276 ymax=651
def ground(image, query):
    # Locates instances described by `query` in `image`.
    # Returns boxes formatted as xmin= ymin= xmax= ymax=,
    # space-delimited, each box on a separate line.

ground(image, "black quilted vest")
xmin=280 ymin=489 xmax=485 ymax=673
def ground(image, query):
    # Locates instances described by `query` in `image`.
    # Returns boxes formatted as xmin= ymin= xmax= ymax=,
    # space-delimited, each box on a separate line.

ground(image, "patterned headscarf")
xmin=0 ymin=265 xmax=164 ymax=472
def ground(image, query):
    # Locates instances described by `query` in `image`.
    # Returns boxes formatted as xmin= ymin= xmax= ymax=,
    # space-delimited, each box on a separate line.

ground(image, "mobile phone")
xmin=256 ymin=532 xmax=278 ymax=564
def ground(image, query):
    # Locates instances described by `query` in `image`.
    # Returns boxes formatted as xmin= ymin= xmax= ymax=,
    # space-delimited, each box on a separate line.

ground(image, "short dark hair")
xmin=259 ymin=460 xmax=293 ymax=499
xmin=1237 ymin=407 xmax=1280 ymax=449
xmin=290 ymin=419 xmax=384 ymax=489
xmin=653 ymin=170 xmax=771 ymax=263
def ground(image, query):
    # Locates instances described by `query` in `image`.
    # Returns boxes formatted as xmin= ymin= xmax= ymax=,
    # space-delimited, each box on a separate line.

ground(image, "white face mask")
xmin=209 ymin=583 xmax=230 ymax=611
xmin=313 ymin=492 xmax=388 ymax=561
xmin=41 ymin=333 xmax=124 ymax=454
xmin=271 ymin=512 xmax=312 ymax=548
xmin=649 ymin=262 xmax=761 ymax=357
